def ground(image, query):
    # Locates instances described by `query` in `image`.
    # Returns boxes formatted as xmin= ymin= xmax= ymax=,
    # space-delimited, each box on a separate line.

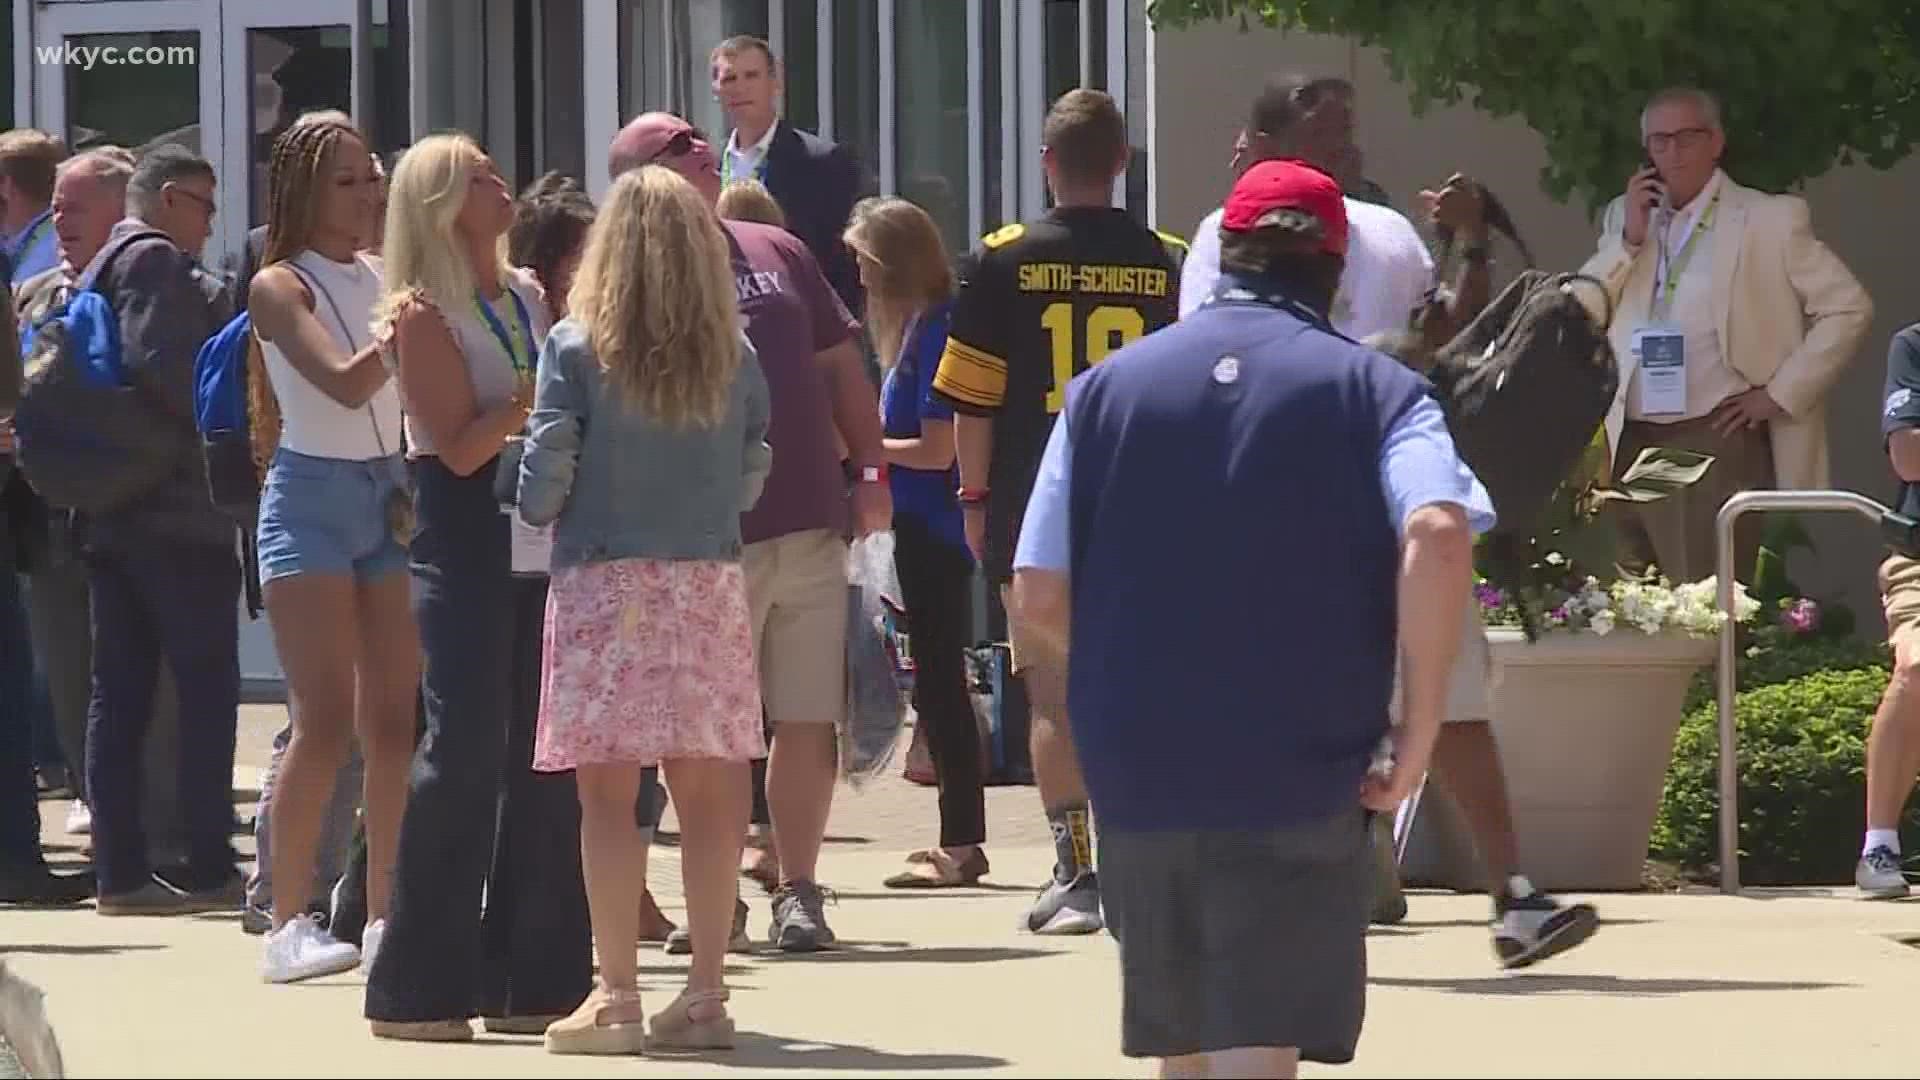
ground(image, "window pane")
xmin=831 ymin=0 xmax=879 ymax=191
xmin=2 ymin=13 xmax=13 ymax=129
xmin=894 ymin=0 xmax=969 ymax=253
xmin=62 ymin=32 xmax=202 ymax=156
xmin=245 ymin=27 xmax=352 ymax=226
xmin=368 ymin=1 xmax=408 ymax=163
xmin=1042 ymin=0 xmax=1079 ymax=105
xmin=684 ymin=0 xmax=769 ymax=145
xmin=982 ymin=0 xmax=1003 ymax=228
xmin=539 ymin=0 xmax=586 ymax=182
xmin=782 ymin=0 xmax=819 ymax=133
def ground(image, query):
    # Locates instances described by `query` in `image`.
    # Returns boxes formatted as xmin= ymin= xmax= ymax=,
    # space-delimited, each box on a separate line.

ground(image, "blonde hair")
xmin=568 ymin=165 xmax=741 ymax=428
xmin=373 ymin=133 xmax=510 ymax=336
xmin=716 ymin=179 xmax=786 ymax=228
xmin=844 ymin=196 xmax=953 ymax=367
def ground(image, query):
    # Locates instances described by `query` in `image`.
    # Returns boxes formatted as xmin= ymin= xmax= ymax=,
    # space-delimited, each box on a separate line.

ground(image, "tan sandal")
xmin=648 ymin=988 xmax=734 ymax=1050
xmin=543 ymin=986 xmax=647 ymax=1056
xmin=884 ymin=847 xmax=989 ymax=889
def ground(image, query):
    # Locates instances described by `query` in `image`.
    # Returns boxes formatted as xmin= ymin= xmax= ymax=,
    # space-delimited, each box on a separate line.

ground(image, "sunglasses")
xmin=647 ymin=127 xmax=705 ymax=163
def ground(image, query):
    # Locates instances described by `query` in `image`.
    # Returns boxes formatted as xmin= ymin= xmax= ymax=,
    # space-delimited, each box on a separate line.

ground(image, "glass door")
xmin=31 ymin=2 xmax=223 ymax=251
xmin=218 ymin=0 xmax=364 ymax=280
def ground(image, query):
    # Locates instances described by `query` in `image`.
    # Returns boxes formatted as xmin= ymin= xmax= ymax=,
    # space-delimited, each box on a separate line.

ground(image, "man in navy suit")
xmin=711 ymin=35 xmax=867 ymax=318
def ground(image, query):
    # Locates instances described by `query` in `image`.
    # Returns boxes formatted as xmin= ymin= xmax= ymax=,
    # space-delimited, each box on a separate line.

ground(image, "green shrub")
xmin=1653 ymin=665 xmax=1920 ymax=885
xmin=1680 ymin=633 xmax=1890 ymax=715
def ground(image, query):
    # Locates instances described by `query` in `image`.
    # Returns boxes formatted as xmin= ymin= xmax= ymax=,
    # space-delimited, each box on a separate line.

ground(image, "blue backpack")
xmin=13 ymin=229 xmax=189 ymax=514
xmin=194 ymin=307 xmax=263 ymax=514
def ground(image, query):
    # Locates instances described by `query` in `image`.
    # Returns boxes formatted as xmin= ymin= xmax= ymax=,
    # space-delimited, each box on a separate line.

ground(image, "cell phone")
xmin=1883 ymin=511 xmax=1920 ymax=558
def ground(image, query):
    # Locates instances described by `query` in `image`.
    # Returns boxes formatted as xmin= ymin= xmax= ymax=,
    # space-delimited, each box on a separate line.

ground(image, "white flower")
xmin=1590 ymin=610 xmax=1616 ymax=636
xmin=1545 ymin=552 xmax=1567 ymax=566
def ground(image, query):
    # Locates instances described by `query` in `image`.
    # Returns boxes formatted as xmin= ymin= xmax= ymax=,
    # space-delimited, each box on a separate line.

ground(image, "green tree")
xmin=1146 ymin=0 xmax=1920 ymax=211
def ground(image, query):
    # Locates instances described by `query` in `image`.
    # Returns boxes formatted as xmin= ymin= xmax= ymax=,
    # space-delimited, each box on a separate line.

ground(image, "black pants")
xmin=367 ymin=456 xmax=519 ymax=1023
xmin=84 ymin=537 xmax=241 ymax=895
xmin=480 ymin=575 xmax=593 ymax=1019
xmin=894 ymin=514 xmax=986 ymax=847
xmin=0 ymin=509 xmax=42 ymax=868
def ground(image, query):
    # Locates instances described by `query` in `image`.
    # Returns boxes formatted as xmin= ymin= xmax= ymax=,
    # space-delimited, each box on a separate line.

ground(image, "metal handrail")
xmin=1714 ymin=489 xmax=1894 ymax=894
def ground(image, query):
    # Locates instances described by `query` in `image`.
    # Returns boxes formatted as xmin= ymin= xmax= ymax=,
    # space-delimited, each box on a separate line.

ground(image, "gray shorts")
xmin=1099 ymin=810 xmax=1372 ymax=1062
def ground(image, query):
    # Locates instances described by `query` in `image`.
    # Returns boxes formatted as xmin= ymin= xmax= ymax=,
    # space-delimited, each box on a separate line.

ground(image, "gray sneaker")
xmin=1856 ymin=845 xmax=1911 ymax=899
xmin=665 ymin=898 xmax=753 ymax=954
xmin=768 ymin=881 xmax=837 ymax=952
xmin=97 ymin=880 xmax=193 ymax=917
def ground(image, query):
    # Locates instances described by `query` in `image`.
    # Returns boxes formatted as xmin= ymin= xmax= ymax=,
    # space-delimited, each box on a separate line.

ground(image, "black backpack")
xmin=1426 ymin=269 xmax=1618 ymax=543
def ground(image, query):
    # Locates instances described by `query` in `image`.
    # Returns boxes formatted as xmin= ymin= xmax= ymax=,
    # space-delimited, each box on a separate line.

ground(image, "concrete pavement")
xmin=7 ymin=705 xmax=1920 ymax=1077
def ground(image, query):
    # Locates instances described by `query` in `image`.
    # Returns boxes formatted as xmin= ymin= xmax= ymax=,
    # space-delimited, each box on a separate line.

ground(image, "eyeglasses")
xmin=1645 ymin=127 xmax=1712 ymax=154
xmin=166 ymin=182 xmax=217 ymax=219
xmin=647 ymin=128 xmax=700 ymax=163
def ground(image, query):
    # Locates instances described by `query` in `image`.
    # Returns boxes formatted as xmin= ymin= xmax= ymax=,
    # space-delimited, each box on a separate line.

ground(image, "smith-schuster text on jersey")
xmin=931 ymin=207 xmax=1186 ymax=576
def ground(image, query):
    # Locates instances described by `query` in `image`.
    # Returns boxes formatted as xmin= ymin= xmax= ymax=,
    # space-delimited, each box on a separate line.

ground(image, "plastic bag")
xmin=840 ymin=532 xmax=910 ymax=786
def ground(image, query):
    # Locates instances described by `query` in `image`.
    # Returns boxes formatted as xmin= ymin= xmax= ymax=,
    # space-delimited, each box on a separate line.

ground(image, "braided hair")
xmin=261 ymin=110 xmax=367 ymax=266
xmin=250 ymin=110 xmax=369 ymax=478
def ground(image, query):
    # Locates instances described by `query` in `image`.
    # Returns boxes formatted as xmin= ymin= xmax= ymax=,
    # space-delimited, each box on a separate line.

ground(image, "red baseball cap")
xmin=1220 ymin=159 xmax=1348 ymax=256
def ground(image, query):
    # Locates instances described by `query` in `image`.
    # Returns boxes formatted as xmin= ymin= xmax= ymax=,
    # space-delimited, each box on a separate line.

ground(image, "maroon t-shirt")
xmin=726 ymin=220 xmax=860 ymax=545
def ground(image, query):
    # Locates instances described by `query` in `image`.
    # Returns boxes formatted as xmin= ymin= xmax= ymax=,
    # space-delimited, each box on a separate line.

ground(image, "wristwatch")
xmin=858 ymin=464 xmax=888 ymax=484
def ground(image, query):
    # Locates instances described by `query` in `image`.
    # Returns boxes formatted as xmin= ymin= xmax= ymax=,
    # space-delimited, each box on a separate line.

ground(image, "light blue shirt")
xmin=5 ymin=208 xmax=58 ymax=286
xmin=1012 ymin=395 xmax=1496 ymax=574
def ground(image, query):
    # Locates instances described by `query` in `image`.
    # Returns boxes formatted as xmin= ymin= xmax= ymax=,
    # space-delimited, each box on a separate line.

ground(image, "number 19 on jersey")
xmin=1042 ymin=302 xmax=1147 ymax=413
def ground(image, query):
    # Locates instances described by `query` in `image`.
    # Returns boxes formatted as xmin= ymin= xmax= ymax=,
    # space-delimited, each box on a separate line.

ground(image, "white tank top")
xmin=402 ymin=267 xmax=551 ymax=458
xmin=261 ymin=249 xmax=404 ymax=461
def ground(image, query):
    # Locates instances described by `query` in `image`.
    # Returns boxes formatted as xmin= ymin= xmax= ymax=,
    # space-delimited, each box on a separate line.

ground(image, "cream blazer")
xmin=1577 ymin=174 xmax=1872 ymax=489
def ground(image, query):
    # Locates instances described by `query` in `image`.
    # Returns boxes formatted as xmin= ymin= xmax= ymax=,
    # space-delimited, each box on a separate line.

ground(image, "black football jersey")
xmin=931 ymin=207 xmax=1186 ymax=574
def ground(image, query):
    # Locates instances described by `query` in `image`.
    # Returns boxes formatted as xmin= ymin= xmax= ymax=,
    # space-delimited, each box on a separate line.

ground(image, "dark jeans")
xmin=480 ymin=574 xmax=593 ymax=1019
xmin=1 ymin=531 xmax=44 ymax=868
xmin=894 ymin=514 xmax=986 ymax=847
xmin=28 ymin=538 xmax=186 ymax=854
xmin=364 ymin=457 xmax=523 ymax=1022
xmin=84 ymin=538 xmax=241 ymax=895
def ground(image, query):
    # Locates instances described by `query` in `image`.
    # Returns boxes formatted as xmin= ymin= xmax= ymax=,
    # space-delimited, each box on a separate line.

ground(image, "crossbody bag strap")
xmin=282 ymin=257 xmax=392 ymax=459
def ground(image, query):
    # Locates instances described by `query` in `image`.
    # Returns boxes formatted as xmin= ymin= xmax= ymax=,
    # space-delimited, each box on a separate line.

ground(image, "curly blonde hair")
xmin=568 ymin=165 xmax=740 ymax=428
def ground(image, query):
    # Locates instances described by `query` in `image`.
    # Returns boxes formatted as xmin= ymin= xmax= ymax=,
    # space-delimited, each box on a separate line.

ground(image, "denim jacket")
xmin=517 ymin=317 xmax=772 ymax=568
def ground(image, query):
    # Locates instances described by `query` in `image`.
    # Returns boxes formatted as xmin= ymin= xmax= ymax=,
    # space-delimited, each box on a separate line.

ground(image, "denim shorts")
xmin=256 ymin=448 xmax=408 ymax=586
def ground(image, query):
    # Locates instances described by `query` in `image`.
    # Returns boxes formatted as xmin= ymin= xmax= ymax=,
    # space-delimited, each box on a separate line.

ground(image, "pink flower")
xmin=1780 ymin=598 xmax=1820 ymax=635
xmin=1475 ymin=582 xmax=1507 ymax=610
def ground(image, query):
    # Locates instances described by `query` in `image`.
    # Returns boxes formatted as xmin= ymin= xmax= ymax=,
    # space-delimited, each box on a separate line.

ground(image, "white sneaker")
xmin=1856 ymin=846 xmax=1910 ymax=899
xmin=360 ymin=918 xmax=388 ymax=972
xmin=64 ymin=802 xmax=91 ymax=836
xmin=262 ymin=914 xmax=360 ymax=984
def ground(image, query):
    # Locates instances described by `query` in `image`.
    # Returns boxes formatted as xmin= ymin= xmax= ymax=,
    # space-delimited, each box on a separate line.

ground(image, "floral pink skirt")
xmin=533 ymin=557 xmax=766 ymax=770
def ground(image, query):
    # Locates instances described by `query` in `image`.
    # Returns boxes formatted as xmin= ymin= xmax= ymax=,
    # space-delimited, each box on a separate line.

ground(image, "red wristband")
xmin=957 ymin=487 xmax=989 ymax=505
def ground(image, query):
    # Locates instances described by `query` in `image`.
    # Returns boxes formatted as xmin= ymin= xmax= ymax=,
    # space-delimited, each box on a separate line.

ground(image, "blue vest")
xmin=1064 ymin=294 xmax=1431 ymax=832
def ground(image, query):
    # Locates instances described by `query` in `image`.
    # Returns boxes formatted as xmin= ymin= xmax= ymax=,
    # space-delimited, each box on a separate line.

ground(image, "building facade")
xmin=9 ymin=3 xmax=1908 ymax=673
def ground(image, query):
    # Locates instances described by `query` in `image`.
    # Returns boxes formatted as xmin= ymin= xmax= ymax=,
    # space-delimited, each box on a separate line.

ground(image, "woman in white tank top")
xmin=246 ymin=114 xmax=420 ymax=985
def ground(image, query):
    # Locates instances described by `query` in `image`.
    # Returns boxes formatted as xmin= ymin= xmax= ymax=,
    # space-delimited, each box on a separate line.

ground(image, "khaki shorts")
xmin=1389 ymin=598 xmax=1493 ymax=726
xmin=744 ymin=529 xmax=848 ymax=726
xmin=1880 ymin=555 xmax=1920 ymax=645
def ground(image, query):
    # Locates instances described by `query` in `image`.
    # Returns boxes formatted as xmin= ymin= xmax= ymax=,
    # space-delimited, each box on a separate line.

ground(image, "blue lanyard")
xmin=473 ymin=285 xmax=534 ymax=376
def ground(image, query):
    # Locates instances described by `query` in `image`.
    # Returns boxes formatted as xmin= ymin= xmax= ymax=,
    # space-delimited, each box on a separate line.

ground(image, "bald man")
xmin=610 ymin=113 xmax=888 ymax=953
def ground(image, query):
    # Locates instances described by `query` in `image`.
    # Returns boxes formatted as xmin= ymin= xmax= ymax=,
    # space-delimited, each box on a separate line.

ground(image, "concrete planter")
xmin=1401 ymin=627 xmax=1716 ymax=892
